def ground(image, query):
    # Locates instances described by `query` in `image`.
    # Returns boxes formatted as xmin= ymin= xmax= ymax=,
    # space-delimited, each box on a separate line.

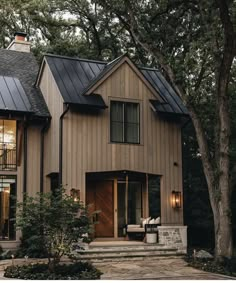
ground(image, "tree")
xmin=16 ymin=189 xmax=91 ymax=272
xmin=96 ymin=0 xmax=236 ymax=261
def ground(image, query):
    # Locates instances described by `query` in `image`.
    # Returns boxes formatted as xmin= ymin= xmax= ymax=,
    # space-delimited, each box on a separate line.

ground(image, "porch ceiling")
xmin=86 ymin=170 xmax=158 ymax=182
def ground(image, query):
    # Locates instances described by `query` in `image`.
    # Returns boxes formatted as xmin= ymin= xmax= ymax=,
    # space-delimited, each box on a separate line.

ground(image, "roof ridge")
xmin=44 ymin=53 xmax=107 ymax=64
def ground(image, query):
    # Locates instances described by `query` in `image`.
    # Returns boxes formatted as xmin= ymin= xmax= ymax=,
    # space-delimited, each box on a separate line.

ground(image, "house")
xmin=0 ymin=33 xmax=188 ymax=252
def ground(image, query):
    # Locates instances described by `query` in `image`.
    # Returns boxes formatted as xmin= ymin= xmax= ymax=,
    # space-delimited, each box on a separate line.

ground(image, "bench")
xmin=126 ymin=224 xmax=159 ymax=241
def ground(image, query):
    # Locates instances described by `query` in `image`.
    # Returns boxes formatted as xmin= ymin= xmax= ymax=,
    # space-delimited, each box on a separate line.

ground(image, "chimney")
xmin=7 ymin=32 xmax=31 ymax=53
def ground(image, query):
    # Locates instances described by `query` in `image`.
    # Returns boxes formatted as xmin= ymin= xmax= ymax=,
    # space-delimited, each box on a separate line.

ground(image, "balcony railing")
xmin=0 ymin=143 xmax=17 ymax=171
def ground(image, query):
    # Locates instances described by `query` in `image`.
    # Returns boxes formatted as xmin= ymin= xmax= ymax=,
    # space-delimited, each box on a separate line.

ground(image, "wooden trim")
xmin=17 ymin=122 xmax=23 ymax=166
xmin=114 ymin=178 xmax=118 ymax=238
xmin=86 ymin=56 xmax=164 ymax=102
xmin=35 ymin=58 xmax=46 ymax=87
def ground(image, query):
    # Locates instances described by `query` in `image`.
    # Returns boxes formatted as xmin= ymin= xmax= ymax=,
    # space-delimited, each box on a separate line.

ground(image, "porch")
xmin=86 ymin=170 xmax=161 ymax=239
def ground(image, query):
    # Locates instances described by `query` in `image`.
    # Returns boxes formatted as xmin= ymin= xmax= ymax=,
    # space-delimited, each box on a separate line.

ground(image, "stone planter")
xmin=146 ymin=233 xmax=157 ymax=244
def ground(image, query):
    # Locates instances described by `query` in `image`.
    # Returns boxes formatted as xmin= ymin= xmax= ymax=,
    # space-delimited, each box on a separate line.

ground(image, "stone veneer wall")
xmin=158 ymin=226 xmax=187 ymax=254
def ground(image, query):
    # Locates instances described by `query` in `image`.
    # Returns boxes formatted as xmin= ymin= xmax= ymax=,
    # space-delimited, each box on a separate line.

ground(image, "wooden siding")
xmin=40 ymin=60 xmax=183 ymax=225
xmin=39 ymin=62 xmax=64 ymax=192
xmin=62 ymin=62 xmax=183 ymax=225
xmin=27 ymin=126 xmax=41 ymax=197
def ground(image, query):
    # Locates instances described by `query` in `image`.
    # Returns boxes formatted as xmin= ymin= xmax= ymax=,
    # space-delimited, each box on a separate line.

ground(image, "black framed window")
xmin=110 ymin=101 xmax=140 ymax=144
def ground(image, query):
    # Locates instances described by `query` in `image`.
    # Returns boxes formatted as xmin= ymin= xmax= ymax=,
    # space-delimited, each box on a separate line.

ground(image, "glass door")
xmin=117 ymin=181 xmax=142 ymax=237
xmin=117 ymin=183 xmax=126 ymax=237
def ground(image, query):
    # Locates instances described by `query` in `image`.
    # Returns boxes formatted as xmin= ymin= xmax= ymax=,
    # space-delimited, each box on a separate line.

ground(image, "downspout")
xmin=40 ymin=118 xmax=50 ymax=193
xmin=59 ymin=104 xmax=70 ymax=187
xmin=23 ymin=121 xmax=28 ymax=197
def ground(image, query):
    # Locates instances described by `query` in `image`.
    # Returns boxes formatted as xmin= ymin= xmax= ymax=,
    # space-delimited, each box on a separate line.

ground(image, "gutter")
xmin=40 ymin=118 xmax=51 ymax=193
xmin=23 ymin=121 xmax=28 ymax=197
xmin=59 ymin=104 xmax=70 ymax=187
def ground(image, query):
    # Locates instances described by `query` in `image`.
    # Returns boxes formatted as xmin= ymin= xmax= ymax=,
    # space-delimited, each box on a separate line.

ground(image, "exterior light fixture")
xmin=70 ymin=188 xmax=80 ymax=202
xmin=171 ymin=191 xmax=181 ymax=208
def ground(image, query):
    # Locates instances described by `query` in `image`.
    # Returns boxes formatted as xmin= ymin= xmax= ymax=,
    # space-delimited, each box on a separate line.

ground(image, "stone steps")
xmin=72 ymin=243 xmax=181 ymax=262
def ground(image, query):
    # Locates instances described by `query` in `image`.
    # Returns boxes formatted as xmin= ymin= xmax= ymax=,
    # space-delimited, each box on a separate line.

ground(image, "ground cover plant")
xmin=185 ymin=249 xmax=236 ymax=277
xmin=4 ymin=262 xmax=102 ymax=280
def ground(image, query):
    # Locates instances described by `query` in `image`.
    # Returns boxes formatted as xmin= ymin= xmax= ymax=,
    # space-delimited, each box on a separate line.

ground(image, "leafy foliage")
xmin=16 ymin=188 xmax=91 ymax=270
xmin=4 ymin=262 xmax=102 ymax=280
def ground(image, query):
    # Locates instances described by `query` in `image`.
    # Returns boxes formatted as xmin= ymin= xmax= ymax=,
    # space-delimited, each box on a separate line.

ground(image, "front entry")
xmin=86 ymin=181 xmax=114 ymax=237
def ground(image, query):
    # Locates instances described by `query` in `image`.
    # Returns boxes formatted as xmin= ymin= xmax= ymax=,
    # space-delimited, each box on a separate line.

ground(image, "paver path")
xmin=94 ymin=258 xmax=236 ymax=280
xmin=0 ymin=257 xmax=235 ymax=280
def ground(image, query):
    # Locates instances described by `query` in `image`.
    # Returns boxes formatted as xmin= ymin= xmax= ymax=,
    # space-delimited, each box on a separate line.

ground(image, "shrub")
xmin=4 ymin=262 xmax=102 ymax=280
xmin=15 ymin=188 xmax=92 ymax=271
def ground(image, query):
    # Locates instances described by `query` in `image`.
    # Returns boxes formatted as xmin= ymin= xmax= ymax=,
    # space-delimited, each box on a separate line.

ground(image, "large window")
xmin=0 ymin=120 xmax=17 ymax=171
xmin=0 ymin=175 xmax=16 ymax=240
xmin=110 ymin=101 xmax=140 ymax=144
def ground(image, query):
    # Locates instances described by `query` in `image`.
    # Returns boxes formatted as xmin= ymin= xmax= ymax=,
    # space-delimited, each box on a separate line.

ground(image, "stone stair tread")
xmin=76 ymin=247 xmax=178 ymax=254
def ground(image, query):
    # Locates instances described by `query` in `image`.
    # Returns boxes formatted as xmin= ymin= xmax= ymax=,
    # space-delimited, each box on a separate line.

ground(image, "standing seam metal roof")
xmin=45 ymin=54 xmax=188 ymax=115
xmin=0 ymin=49 xmax=50 ymax=117
xmin=0 ymin=75 xmax=32 ymax=113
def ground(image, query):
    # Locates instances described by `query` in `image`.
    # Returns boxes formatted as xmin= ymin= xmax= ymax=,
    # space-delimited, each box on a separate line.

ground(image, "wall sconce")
xmin=171 ymin=191 xmax=181 ymax=208
xmin=70 ymin=188 xmax=80 ymax=202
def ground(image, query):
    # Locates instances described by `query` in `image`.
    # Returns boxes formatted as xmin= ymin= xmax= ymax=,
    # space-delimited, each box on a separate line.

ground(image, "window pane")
xmin=111 ymin=122 xmax=123 ymax=142
xmin=3 ymin=120 xmax=16 ymax=144
xmin=128 ymin=182 xmax=142 ymax=224
xmin=111 ymin=101 xmax=123 ymax=122
xmin=125 ymin=103 xmax=139 ymax=123
xmin=0 ymin=120 xmax=3 ymax=143
xmin=0 ymin=175 xmax=16 ymax=240
xmin=148 ymin=175 xmax=161 ymax=219
xmin=125 ymin=123 xmax=139 ymax=143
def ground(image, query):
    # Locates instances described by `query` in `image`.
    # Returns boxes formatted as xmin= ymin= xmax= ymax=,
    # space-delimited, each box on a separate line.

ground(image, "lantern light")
xmin=171 ymin=191 xmax=181 ymax=208
xmin=70 ymin=188 xmax=80 ymax=202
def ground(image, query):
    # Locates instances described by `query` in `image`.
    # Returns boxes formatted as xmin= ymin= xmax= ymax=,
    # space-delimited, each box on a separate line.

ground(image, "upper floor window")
xmin=110 ymin=101 xmax=140 ymax=144
xmin=0 ymin=120 xmax=17 ymax=171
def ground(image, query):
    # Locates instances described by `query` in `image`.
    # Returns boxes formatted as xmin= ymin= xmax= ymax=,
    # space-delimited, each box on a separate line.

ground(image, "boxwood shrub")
xmin=4 ymin=262 xmax=102 ymax=280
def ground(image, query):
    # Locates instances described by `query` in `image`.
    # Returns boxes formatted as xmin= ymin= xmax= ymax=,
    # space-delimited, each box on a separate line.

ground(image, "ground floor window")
xmin=148 ymin=175 xmax=161 ymax=218
xmin=0 ymin=175 xmax=16 ymax=240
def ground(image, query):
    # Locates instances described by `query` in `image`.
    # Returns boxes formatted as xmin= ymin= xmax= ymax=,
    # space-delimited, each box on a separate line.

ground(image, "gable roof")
xmin=0 ymin=75 xmax=33 ymax=113
xmin=40 ymin=53 xmax=188 ymax=116
xmin=0 ymin=49 xmax=50 ymax=117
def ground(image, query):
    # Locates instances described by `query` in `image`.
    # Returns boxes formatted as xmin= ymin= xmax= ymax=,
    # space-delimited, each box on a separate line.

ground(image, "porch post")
xmin=146 ymin=173 xmax=149 ymax=218
xmin=125 ymin=174 xmax=128 ymax=224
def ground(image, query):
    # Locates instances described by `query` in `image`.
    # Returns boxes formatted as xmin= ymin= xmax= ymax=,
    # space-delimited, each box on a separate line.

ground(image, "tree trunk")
xmin=213 ymin=207 xmax=233 ymax=261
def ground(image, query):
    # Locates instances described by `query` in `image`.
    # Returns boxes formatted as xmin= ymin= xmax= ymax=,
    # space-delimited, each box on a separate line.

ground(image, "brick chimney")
xmin=7 ymin=32 xmax=31 ymax=53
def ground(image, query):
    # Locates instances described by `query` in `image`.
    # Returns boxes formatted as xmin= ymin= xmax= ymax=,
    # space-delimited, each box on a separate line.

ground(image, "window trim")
xmin=110 ymin=100 xmax=140 ymax=144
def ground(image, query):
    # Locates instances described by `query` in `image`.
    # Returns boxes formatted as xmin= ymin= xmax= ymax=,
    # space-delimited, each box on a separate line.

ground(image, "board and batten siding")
xmin=63 ymin=62 xmax=183 ymax=225
xmin=39 ymin=60 xmax=183 ymax=225
xmin=39 ymin=61 xmax=64 ymax=192
xmin=26 ymin=126 xmax=41 ymax=197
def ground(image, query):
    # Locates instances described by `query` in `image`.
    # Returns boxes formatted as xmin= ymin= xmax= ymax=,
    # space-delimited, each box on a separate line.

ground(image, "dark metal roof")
xmin=45 ymin=54 xmax=188 ymax=116
xmin=0 ymin=49 xmax=50 ymax=117
xmin=0 ymin=75 xmax=33 ymax=113
xmin=45 ymin=54 xmax=107 ymax=108
xmin=140 ymin=67 xmax=188 ymax=116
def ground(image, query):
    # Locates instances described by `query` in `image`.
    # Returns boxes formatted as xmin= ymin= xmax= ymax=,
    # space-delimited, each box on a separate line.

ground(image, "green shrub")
xmin=15 ymin=188 xmax=92 ymax=271
xmin=4 ymin=262 xmax=102 ymax=280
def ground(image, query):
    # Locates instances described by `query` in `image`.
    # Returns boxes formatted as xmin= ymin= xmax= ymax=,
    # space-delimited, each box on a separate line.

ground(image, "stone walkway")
xmin=94 ymin=258 xmax=236 ymax=280
xmin=0 ymin=257 xmax=235 ymax=280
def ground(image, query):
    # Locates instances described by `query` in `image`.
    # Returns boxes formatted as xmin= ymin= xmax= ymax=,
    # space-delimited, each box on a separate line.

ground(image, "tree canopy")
xmin=0 ymin=0 xmax=235 ymax=260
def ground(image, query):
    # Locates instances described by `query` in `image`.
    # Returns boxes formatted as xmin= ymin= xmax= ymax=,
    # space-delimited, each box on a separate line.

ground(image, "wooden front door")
xmin=86 ymin=181 xmax=114 ymax=237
